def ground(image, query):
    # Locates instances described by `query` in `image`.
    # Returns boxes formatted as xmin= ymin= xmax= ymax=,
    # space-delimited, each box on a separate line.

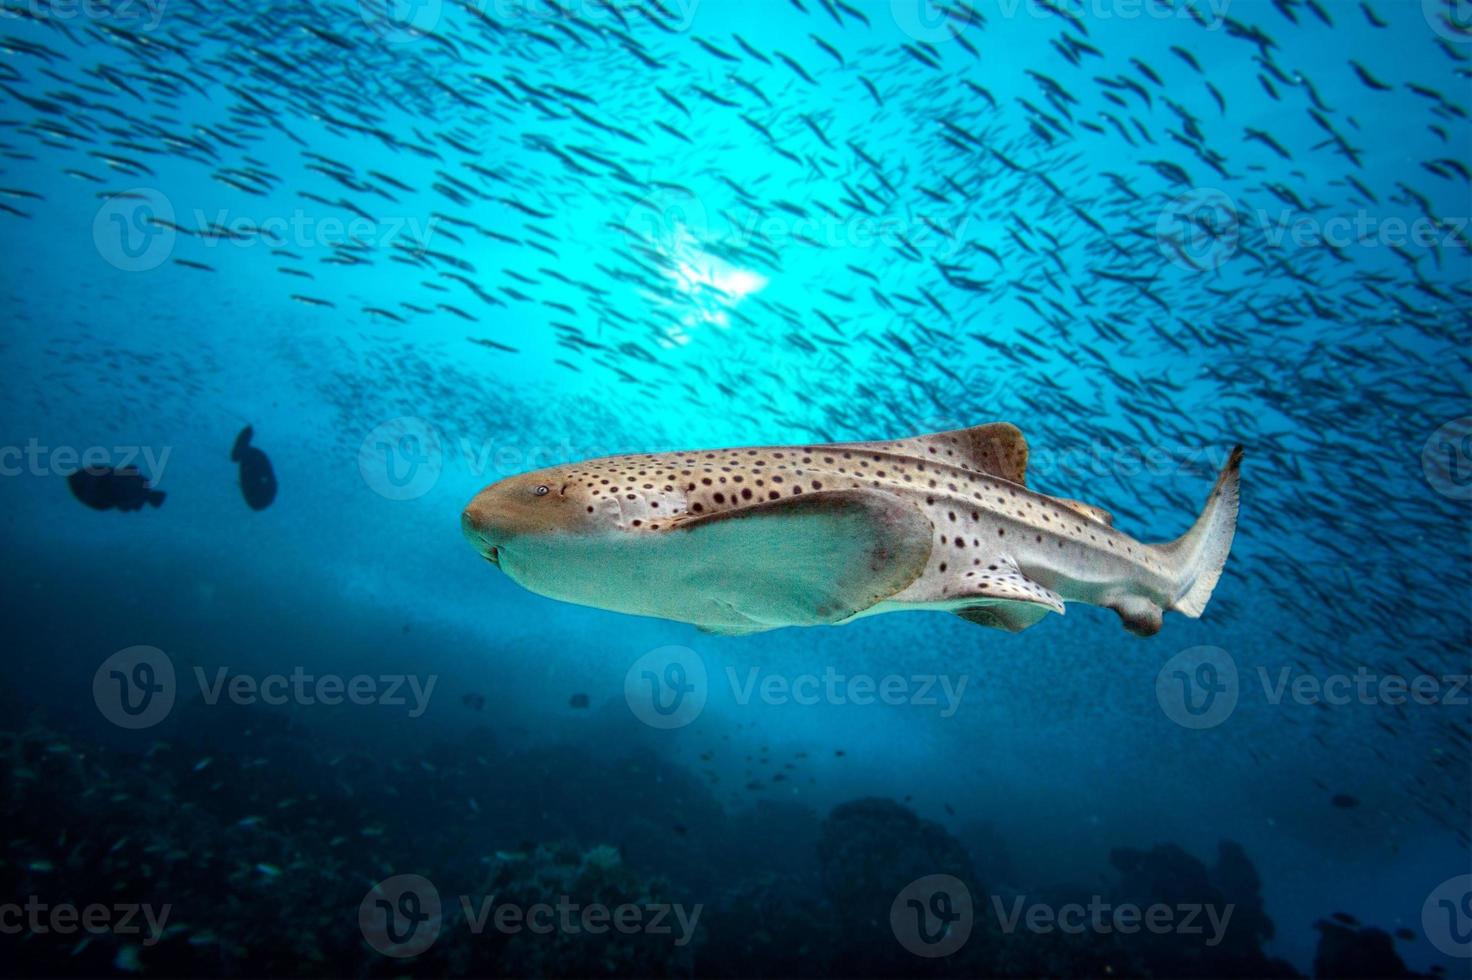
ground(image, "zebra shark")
xmin=461 ymin=422 xmax=1241 ymax=637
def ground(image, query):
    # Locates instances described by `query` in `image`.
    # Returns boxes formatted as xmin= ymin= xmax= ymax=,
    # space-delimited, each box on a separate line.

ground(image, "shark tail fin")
xmin=1157 ymin=446 xmax=1243 ymax=618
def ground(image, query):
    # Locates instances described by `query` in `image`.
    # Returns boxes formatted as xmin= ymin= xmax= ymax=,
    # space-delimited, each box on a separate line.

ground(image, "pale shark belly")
xmin=497 ymin=494 xmax=934 ymax=633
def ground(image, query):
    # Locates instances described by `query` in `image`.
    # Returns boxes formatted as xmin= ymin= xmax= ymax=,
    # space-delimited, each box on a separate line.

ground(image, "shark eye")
xmin=534 ymin=485 xmax=550 ymax=496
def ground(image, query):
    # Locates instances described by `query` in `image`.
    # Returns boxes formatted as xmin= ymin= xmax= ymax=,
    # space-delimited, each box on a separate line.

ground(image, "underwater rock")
xmin=1312 ymin=920 xmax=1425 ymax=979
xmin=694 ymin=872 xmax=837 ymax=978
xmin=817 ymin=797 xmax=982 ymax=976
xmin=958 ymin=819 xmax=1018 ymax=893
xmin=1211 ymin=839 xmax=1275 ymax=953
xmin=725 ymin=799 xmax=823 ymax=889
xmin=1108 ymin=842 xmax=1299 ymax=978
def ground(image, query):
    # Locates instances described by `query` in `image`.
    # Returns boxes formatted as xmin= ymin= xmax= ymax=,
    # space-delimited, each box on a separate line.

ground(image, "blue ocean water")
xmin=1 ymin=0 xmax=1469 ymax=976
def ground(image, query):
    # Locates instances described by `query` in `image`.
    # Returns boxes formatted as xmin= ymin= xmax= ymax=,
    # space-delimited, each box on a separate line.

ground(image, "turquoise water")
xmin=1 ymin=0 xmax=1469 ymax=975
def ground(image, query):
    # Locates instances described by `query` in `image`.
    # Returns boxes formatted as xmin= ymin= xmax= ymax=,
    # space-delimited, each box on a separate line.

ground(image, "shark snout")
xmin=461 ymin=502 xmax=501 ymax=565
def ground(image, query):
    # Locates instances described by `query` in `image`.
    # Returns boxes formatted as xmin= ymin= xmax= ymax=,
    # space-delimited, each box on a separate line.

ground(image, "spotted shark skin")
xmin=462 ymin=423 xmax=1242 ymax=637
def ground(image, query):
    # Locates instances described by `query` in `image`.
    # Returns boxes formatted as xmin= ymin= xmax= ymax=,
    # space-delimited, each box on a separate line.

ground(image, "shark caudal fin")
xmin=1158 ymin=446 xmax=1243 ymax=618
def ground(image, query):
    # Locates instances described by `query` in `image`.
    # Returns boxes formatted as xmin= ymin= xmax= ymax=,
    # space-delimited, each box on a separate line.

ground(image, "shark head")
xmin=461 ymin=457 xmax=687 ymax=605
xmin=462 ymin=465 xmax=607 ymax=566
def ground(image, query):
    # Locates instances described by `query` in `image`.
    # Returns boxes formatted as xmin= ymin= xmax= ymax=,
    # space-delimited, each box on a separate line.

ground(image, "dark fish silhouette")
xmin=68 ymin=466 xmax=164 ymax=512
xmin=1331 ymin=793 xmax=1360 ymax=809
xmin=462 ymin=693 xmax=486 ymax=711
xmin=568 ymin=693 xmax=590 ymax=709
xmin=231 ymin=426 xmax=277 ymax=511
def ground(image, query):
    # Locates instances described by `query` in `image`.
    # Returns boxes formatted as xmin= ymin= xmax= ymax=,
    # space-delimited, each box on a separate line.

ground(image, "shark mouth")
xmin=483 ymin=547 xmax=500 ymax=567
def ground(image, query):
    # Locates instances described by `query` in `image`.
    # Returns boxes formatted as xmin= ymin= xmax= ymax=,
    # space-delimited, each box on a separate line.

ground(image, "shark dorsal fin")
xmin=915 ymin=422 xmax=1029 ymax=486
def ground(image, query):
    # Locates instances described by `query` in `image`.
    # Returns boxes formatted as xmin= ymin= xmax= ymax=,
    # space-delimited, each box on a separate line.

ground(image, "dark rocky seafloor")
xmin=0 ymin=698 xmax=1435 ymax=979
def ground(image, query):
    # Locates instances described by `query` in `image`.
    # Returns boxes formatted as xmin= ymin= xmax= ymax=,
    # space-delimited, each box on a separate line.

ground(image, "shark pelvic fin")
xmin=954 ymin=600 xmax=1055 ymax=633
xmin=950 ymin=556 xmax=1065 ymax=632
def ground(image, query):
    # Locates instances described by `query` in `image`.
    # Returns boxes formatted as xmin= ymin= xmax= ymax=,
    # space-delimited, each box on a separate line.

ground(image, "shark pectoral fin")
xmin=951 ymin=563 xmax=1065 ymax=633
xmin=667 ymin=489 xmax=933 ymax=626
